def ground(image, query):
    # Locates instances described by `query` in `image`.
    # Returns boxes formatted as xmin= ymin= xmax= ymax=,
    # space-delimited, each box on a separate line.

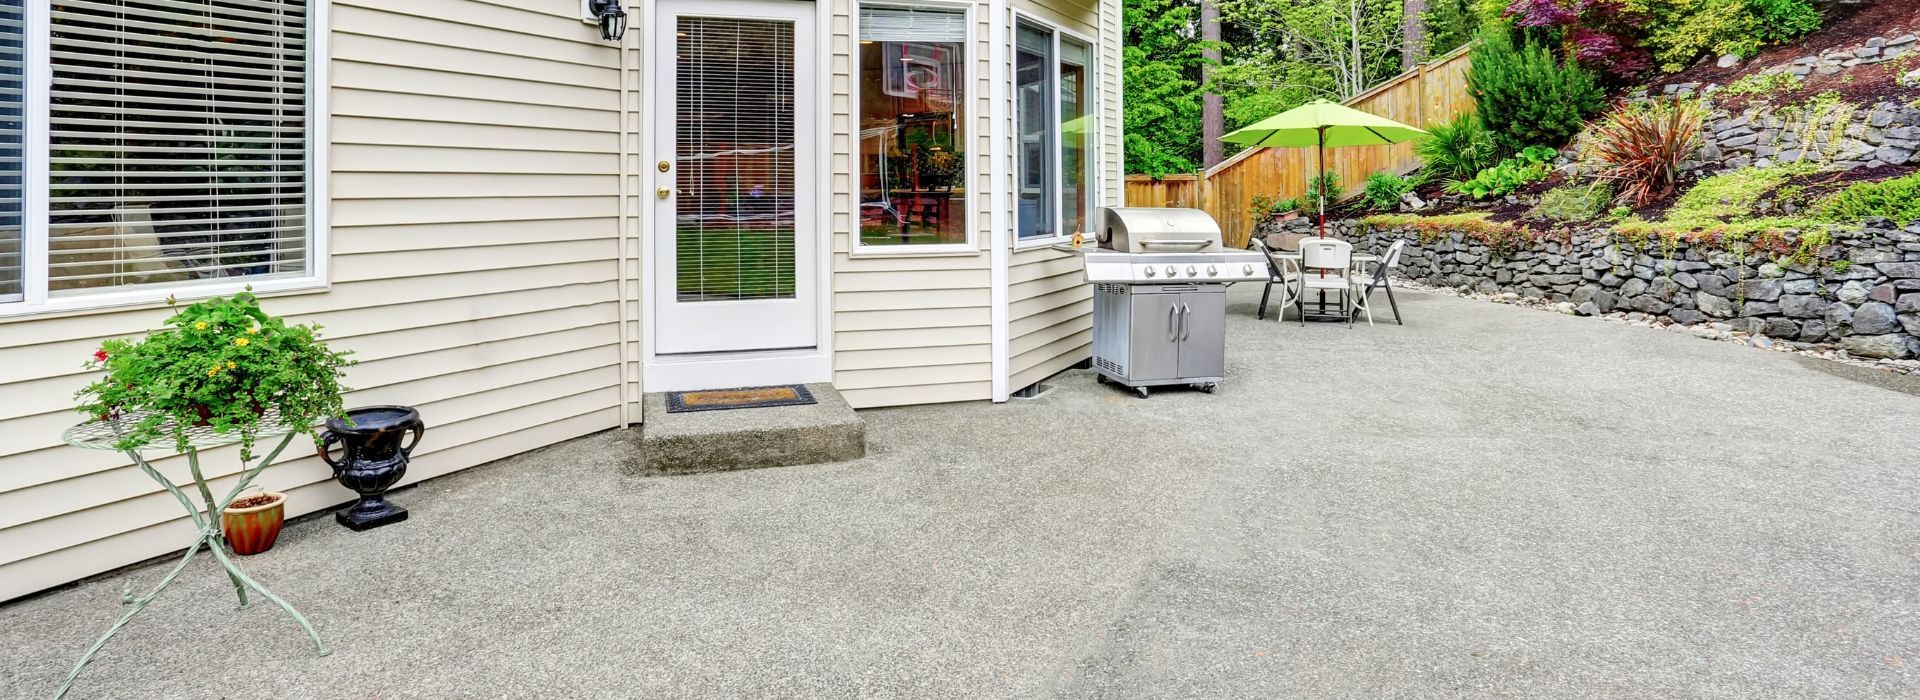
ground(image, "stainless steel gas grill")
xmin=1080 ymin=207 xmax=1265 ymax=398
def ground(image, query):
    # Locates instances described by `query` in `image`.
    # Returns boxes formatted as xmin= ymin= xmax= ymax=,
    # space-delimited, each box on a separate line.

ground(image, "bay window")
xmin=1015 ymin=18 xmax=1094 ymax=242
xmin=2 ymin=0 xmax=318 ymax=313
xmin=857 ymin=3 xmax=969 ymax=250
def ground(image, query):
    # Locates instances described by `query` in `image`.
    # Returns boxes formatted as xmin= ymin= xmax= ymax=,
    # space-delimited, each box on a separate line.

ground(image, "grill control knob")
xmin=1187 ymin=265 xmax=1198 ymax=277
xmin=1165 ymin=265 xmax=1177 ymax=277
xmin=1207 ymin=265 xmax=1218 ymax=277
xmin=1243 ymin=264 xmax=1254 ymax=276
xmin=1143 ymin=265 xmax=1155 ymax=278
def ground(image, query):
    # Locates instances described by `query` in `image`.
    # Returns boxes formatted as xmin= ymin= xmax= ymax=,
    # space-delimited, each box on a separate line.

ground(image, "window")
xmin=1015 ymin=19 xmax=1095 ymax=242
xmin=857 ymin=4 xmax=968 ymax=249
xmin=2 ymin=0 xmax=318 ymax=313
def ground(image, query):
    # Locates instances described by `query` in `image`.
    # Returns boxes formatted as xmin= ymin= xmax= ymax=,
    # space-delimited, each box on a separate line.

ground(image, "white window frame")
xmin=1011 ymin=12 xmax=1098 ymax=251
xmin=850 ymin=0 xmax=978 ymax=258
xmin=1 ymin=0 xmax=330 ymax=319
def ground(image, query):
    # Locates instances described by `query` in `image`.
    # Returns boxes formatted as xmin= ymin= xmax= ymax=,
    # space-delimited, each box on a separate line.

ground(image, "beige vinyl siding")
xmin=830 ymin=0 xmax=995 ymax=409
xmin=1004 ymin=0 xmax=1118 ymax=392
xmin=0 ymin=0 xmax=626 ymax=602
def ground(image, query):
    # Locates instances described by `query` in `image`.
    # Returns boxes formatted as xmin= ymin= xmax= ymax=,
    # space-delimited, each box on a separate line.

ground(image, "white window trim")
xmin=0 ymin=0 xmax=330 ymax=320
xmin=1011 ymin=11 xmax=1098 ymax=252
xmin=849 ymin=0 xmax=980 ymax=258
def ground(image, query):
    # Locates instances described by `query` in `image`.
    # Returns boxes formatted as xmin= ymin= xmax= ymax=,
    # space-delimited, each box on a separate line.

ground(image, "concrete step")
xmin=632 ymin=383 xmax=865 ymax=474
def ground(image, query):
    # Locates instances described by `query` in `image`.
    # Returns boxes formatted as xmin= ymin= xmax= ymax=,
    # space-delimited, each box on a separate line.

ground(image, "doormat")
xmin=666 ymin=385 xmax=816 ymax=413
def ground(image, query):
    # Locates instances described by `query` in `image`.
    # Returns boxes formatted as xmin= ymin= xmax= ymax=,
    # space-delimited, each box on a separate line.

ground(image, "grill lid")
xmin=1097 ymin=207 xmax=1223 ymax=253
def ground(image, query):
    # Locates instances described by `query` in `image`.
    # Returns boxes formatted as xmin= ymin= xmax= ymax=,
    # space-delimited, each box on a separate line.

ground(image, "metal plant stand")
xmin=55 ymin=411 xmax=329 ymax=699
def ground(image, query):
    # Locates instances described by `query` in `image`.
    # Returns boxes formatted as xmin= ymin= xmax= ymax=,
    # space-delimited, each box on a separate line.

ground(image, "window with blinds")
xmin=0 ymin=0 xmax=22 ymax=303
xmin=45 ymin=0 xmax=311 ymax=296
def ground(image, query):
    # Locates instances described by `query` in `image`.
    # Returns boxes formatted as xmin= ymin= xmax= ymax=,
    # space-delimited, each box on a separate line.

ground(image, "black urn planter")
xmin=319 ymin=406 xmax=426 ymax=531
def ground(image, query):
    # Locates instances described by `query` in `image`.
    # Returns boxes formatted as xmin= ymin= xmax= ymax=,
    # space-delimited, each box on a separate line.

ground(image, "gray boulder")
xmin=1826 ymin=303 xmax=1856 ymax=336
xmin=1764 ymin=317 xmax=1799 ymax=338
xmin=1780 ymin=294 xmax=1831 ymax=318
xmin=1697 ymin=292 xmax=1736 ymax=318
xmin=1852 ymin=301 xmax=1900 ymax=334
xmin=1841 ymin=334 xmax=1914 ymax=359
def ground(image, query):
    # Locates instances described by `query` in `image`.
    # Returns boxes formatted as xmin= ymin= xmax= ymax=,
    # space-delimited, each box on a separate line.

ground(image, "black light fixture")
xmin=589 ymin=0 xmax=628 ymax=42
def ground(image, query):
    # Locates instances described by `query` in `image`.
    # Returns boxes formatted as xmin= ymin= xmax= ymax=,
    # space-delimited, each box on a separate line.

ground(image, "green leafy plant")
xmin=1303 ymin=171 xmax=1341 ymax=214
xmin=1529 ymin=181 xmax=1614 ymax=221
xmin=1516 ymin=145 xmax=1559 ymax=166
xmin=1416 ymin=112 xmax=1504 ymax=181
xmin=1816 ymin=173 xmax=1920 ymax=225
xmin=75 ymin=292 xmax=354 ymax=459
xmin=1362 ymin=173 xmax=1417 ymax=211
xmin=1447 ymin=156 xmax=1549 ymax=199
xmin=1585 ymin=97 xmax=1704 ymax=206
xmin=1249 ymin=193 xmax=1301 ymax=219
xmin=1667 ymin=165 xmax=1805 ymax=224
xmin=1626 ymin=0 xmax=1823 ymax=72
xmin=1724 ymin=71 xmax=1803 ymax=97
xmin=1467 ymin=29 xmax=1606 ymax=151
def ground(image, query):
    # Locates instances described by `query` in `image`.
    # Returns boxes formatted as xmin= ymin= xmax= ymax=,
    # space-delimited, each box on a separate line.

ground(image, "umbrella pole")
xmin=1316 ymin=127 xmax=1326 ymax=238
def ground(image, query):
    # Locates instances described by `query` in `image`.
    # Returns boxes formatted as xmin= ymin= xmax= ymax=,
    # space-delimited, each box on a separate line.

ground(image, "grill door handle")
xmin=1181 ymin=302 xmax=1192 ymax=341
xmin=1168 ymin=304 xmax=1179 ymax=342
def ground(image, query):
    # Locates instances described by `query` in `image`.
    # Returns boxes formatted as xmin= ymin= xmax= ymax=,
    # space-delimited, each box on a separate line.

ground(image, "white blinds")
xmin=46 ymin=0 xmax=310 ymax=295
xmin=674 ymin=16 xmax=798 ymax=302
xmin=0 ymin=0 xmax=22 ymax=302
xmin=859 ymin=6 xmax=966 ymax=42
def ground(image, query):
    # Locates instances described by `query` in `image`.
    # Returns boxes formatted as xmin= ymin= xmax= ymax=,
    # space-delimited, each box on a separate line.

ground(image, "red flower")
xmin=93 ymin=349 xmax=108 ymax=362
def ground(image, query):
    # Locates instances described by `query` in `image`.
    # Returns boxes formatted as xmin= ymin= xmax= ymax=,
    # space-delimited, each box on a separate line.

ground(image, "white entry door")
xmin=654 ymin=0 xmax=818 ymax=355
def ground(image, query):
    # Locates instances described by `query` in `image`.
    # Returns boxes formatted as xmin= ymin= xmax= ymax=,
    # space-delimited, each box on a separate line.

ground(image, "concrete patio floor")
xmin=6 ymin=285 xmax=1920 ymax=699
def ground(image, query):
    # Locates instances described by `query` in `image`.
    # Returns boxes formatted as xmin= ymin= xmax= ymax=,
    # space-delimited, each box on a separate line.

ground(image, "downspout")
xmin=988 ymin=0 xmax=1010 ymax=403
xmin=614 ymin=0 xmax=636 ymax=426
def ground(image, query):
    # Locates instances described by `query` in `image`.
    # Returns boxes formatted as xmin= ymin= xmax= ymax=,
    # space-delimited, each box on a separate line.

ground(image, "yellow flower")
xmin=226 ymin=361 xmax=236 ymax=369
xmin=206 ymin=366 xmax=220 ymax=377
xmin=234 ymin=337 xmax=250 ymax=347
xmin=194 ymin=321 xmax=207 ymax=330
xmin=247 ymin=327 xmax=259 ymax=335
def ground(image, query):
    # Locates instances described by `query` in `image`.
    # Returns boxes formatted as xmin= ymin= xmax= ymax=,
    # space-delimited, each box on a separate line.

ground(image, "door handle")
xmin=656 ymin=187 xmax=673 ymax=199
xmin=1181 ymin=303 xmax=1192 ymax=341
xmin=1168 ymin=304 xmax=1178 ymax=342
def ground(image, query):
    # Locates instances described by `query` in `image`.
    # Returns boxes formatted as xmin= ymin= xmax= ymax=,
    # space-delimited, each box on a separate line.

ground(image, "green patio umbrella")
xmin=1221 ymin=99 xmax=1428 ymax=237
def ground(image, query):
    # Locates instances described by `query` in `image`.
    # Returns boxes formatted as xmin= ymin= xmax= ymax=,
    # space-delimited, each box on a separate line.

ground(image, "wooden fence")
xmin=1126 ymin=43 xmax=1476 ymax=249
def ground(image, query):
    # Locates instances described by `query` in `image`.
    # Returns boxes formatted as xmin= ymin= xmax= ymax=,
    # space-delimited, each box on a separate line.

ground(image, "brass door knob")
xmin=656 ymin=187 xmax=672 ymax=199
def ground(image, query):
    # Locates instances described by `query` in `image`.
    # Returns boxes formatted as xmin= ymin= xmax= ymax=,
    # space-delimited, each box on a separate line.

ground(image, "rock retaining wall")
xmin=1351 ymin=220 xmax=1920 ymax=359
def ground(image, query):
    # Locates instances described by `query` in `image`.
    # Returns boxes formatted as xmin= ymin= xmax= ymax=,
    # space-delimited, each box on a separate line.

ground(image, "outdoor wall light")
xmin=588 ymin=0 xmax=628 ymax=41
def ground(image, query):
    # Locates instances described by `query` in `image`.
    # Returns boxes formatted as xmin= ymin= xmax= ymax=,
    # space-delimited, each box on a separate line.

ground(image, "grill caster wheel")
xmin=1135 ymin=386 xmax=1150 ymax=399
xmin=1095 ymin=374 xmax=1107 ymax=384
xmin=1196 ymin=383 xmax=1218 ymax=394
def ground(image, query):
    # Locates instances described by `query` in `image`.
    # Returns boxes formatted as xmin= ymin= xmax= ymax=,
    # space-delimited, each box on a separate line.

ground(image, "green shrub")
xmin=1362 ymin=173 xmax=1417 ymax=211
xmin=1817 ymin=173 xmax=1920 ymax=225
xmin=1303 ymin=171 xmax=1341 ymax=214
xmin=1416 ymin=112 xmax=1503 ymax=181
xmin=1249 ymin=193 xmax=1299 ymax=219
xmin=1723 ymin=71 xmax=1803 ymax=97
xmin=1529 ymin=182 xmax=1615 ymax=221
xmin=1668 ymin=165 xmax=1802 ymax=225
xmin=1627 ymin=0 xmax=1823 ymax=72
xmin=1446 ymin=154 xmax=1550 ymax=200
xmin=1467 ymin=30 xmax=1605 ymax=151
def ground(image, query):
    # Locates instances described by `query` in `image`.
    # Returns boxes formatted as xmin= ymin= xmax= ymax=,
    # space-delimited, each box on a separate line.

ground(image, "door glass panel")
xmin=1014 ymin=23 xmax=1054 ymax=240
xmin=1060 ymin=37 xmax=1092 ymax=235
xmin=676 ymin=17 xmax=796 ymax=302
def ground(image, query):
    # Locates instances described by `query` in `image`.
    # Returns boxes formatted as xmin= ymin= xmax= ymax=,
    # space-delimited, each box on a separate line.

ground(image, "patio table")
xmin=1271 ymin=251 xmax=1377 ymax=321
xmin=54 ymin=410 xmax=328 ymax=699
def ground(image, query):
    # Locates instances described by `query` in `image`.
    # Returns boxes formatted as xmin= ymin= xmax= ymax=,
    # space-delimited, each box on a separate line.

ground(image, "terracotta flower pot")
xmin=222 ymin=491 xmax=286 ymax=556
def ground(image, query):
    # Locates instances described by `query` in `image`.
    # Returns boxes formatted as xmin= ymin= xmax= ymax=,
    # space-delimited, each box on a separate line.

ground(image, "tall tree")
xmin=1401 ymin=0 xmax=1428 ymax=70
xmin=1201 ymin=0 xmax=1224 ymax=168
xmin=1123 ymin=0 xmax=1209 ymax=175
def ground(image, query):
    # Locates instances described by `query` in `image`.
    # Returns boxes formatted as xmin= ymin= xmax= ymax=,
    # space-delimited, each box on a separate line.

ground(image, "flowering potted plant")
xmin=75 ymin=292 xmax=353 ymax=461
